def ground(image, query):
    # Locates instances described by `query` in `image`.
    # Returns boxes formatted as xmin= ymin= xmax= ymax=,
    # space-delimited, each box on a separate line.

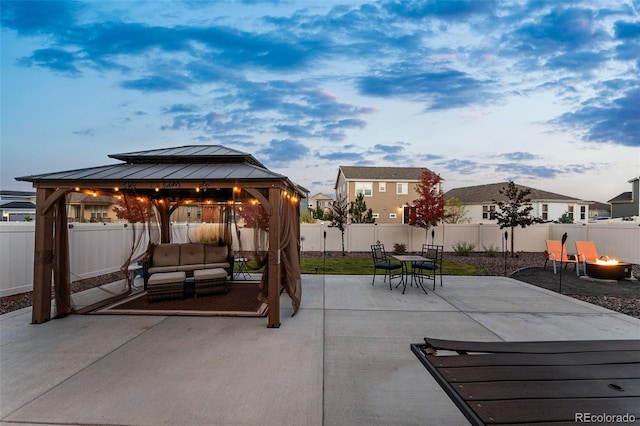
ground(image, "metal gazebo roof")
xmin=16 ymin=145 xmax=289 ymax=190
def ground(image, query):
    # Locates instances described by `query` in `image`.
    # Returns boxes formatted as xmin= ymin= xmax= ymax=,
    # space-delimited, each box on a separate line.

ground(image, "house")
xmin=308 ymin=192 xmax=334 ymax=216
xmin=335 ymin=166 xmax=439 ymax=224
xmin=66 ymin=192 xmax=120 ymax=222
xmin=609 ymin=177 xmax=639 ymax=218
xmin=587 ymin=201 xmax=611 ymax=221
xmin=444 ymin=182 xmax=590 ymax=223
xmin=0 ymin=190 xmax=36 ymax=221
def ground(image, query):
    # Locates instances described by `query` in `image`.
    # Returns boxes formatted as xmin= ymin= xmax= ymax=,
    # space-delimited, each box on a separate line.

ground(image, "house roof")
xmin=0 ymin=200 xmax=36 ymax=209
xmin=608 ymin=192 xmax=632 ymax=203
xmin=310 ymin=192 xmax=333 ymax=200
xmin=338 ymin=166 xmax=430 ymax=181
xmin=444 ymin=182 xmax=586 ymax=204
xmin=588 ymin=201 xmax=611 ymax=211
xmin=0 ymin=190 xmax=36 ymax=198
xmin=66 ymin=192 xmax=118 ymax=204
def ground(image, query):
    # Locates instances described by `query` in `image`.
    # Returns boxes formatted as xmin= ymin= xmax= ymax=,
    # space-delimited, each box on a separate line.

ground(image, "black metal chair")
xmin=371 ymin=244 xmax=402 ymax=290
xmin=412 ymin=244 xmax=443 ymax=290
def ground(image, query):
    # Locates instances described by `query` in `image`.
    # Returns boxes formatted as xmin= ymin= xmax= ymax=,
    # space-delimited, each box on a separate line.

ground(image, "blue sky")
xmin=1 ymin=0 xmax=639 ymax=203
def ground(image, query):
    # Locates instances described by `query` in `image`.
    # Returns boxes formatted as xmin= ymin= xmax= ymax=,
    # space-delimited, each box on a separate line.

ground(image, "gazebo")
xmin=16 ymin=145 xmax=302 ymax=328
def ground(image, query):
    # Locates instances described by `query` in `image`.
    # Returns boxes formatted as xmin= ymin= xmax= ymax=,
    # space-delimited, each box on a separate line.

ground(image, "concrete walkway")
xmin=1 ymin=275 xmax=638 ymax=425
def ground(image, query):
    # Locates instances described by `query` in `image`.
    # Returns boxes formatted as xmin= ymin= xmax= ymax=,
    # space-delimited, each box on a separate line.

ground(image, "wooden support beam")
xmin=267 ymin=187 xmax=281 ymax=328
xmin=152 ymin=199 xmax=172 ymax=243
xmin=53 ymin=196 xmax=72 ymax=318
xmin=32 ymin=188 xmax=54 ymax=324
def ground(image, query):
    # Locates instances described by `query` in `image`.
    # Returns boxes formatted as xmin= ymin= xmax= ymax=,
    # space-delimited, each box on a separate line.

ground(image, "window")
xmin=187 ymin=207 xmax=192 ymax=218
xmin=355 ymin=182 xmax=373 ymax=197
xmin=90 ymin=205 xmax=107 ymax=219
xmin=389 ymin=213 xmax=397 ymax=219
xmin=542 ymin=204 xmax=548 ymax=221
xmin=379 ymin=182 xmax=386 ymax=192
xmin=396 ymin=182 xmax=408 ymax=195
xmin=372 ymin=213 xmax=380 ymax=219
xmin=567 ymin=205 xmax=574 ymax=220
xmin=580 ymin=206 xmax=586 ymax=220
xmin=482 ymin=205 xmax=496 ymax=220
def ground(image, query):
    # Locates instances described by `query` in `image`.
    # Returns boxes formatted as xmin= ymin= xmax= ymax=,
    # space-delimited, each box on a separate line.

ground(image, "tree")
xmin=349 ymin=193 xmax=375 ymax=223
xmin=492 ymin=181 xmax=543 ymax=256
xmin=557 ymin=212 xmax=574 ymax=224
xmin=237 ymin=201 xmax=269 ymax=230
xmin=408 ymin=170 xmax=444 ymax=238
xmin=300 ymin=210 xmax=317 ymax=223
xmin=443 ymin=197 xmax=470 ymax=224
xmin=113 ymin=196 xmax=150 ymax=223
xmin=329 ymin=195 xmax=349 ymax=256
xmin=313 ymin=205 xmax=324 ymax=219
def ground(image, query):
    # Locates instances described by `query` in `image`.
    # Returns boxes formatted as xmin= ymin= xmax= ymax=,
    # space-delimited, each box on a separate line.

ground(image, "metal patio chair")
xmin=371 ymin=244 xmax=402 ymax=290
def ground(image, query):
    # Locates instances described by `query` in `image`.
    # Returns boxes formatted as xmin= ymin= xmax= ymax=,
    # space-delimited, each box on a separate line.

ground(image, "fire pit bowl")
xmin=586 ymin=262 xmax=632 ymax=280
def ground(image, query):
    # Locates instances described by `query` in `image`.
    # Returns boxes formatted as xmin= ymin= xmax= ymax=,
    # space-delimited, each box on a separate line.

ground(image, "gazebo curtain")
xmin=258 ymin=195 xmax=301 ymax=314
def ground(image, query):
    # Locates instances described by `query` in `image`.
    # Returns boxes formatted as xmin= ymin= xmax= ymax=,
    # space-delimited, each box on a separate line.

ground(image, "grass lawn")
xmin=234 ymin=257 xmax=477 ymax=275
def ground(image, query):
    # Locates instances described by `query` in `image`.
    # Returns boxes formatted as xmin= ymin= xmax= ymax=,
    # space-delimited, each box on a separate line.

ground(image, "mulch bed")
xmin=510 ymin=266 xmax=640 ymax=319
xmin=94 ymin=282 xmax=267 ymax=316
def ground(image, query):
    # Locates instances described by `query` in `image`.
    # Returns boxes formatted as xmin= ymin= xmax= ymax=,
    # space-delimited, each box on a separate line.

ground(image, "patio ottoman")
xmin=194 ymin=268 xmax=227 ymax=297
xmin=147 ymin=271 xmax=186 ymax=302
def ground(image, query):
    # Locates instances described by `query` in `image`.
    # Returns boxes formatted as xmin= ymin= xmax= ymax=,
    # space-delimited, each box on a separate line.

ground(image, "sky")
xmin=1 ymin=0 xmax=639 ymax=204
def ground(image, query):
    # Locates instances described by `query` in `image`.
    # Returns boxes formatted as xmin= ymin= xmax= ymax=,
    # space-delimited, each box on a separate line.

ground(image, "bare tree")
xmin=329 ymin=195 xmax=349 ymax=256
xmin=443 ymin=197 xmax=470 ymax=224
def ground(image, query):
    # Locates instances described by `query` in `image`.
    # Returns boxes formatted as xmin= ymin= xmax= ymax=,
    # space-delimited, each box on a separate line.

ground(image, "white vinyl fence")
xmin=1 ymin=221 xmax=638 ymax=297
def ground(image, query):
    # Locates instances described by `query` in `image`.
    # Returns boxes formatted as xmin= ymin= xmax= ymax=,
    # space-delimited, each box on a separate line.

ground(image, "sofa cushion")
xmin=204 ymin=245 xmax=228 ymax=264
xmin=203 ymin=262 xmax=231 ymax=270
xmin=177 ymin=263 xmax=205 ymax=272
xmin=180 ymin=243 xmax=205 ymax=266
xmin=148 ymin=265 xmax=178 ymax=274
xmin=152 ymin=244 xmax=181 ymax=267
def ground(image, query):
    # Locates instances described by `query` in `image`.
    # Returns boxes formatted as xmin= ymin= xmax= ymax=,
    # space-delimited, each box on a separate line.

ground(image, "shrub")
xmin=392 ymin=242 xmax=407 ymax=255
xmin=453 ymin=241 xmax=476 ymax=256
xmin=482 ymin=244 xmax=500 ymax=257
xmin=189 ymin=224 xmax=221 ymax=244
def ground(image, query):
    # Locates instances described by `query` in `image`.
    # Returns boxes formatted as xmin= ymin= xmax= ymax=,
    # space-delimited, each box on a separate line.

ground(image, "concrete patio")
xmin=1 ymin=274 xmax=638 ymax=425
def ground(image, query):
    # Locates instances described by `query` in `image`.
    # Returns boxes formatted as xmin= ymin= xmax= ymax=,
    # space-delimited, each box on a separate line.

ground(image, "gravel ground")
xmin=2 ymin=253 xmax=638 ymax=318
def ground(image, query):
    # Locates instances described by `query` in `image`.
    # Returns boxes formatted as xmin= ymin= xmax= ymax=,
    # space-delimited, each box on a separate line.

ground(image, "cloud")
xmin=18 ymin=48 xmax=81 ymax=75
xmin=1 ymin=0 xmax=79 ymax=36
xmin=499 ymin=152 xmax=541 ymax=161
xmin=553 ymin=88 xmax=640 ymax=147
xmin=72 ymin=128 xmax=94 ymax=136
xmin=383 ymin=0 xmax=497 ymax=20
xmin=357 ymin=68 xmax=494 ymax=110
xmin=161 ymin=104 xmax=199 ymax=114
xmin=257 ymin=139 xmax=310 ymax=166
xmin=507 ymin=7 xmax=608 ymax=53
xmin=494 ymin=163 xmax=561 ymax=179
xmin=315 ymin=151 xmax=364 ymax=162
xmin=439 ymin=159 xmax=483 ymax=175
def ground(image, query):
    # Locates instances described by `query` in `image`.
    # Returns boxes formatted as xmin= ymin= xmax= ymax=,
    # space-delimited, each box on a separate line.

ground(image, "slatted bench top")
xmin=411 ymin=338 xmax=640 ymax=425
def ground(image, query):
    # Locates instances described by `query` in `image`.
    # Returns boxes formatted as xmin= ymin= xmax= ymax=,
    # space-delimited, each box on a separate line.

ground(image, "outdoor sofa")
xmin=142 ymin=243 xmax=233 ymax=300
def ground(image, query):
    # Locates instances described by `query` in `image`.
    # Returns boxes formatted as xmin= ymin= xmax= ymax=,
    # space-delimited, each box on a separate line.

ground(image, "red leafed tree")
xmin=408 ymin=170 xmax=444 ymax=236
xmin=237 ymin=201 xmax=269 ymax=230
xmin=112 ymin=197 xmax=150 ymax=223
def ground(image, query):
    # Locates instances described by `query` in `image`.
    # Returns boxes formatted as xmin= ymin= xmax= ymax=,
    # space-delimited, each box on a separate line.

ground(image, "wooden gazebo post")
xmin=32 ymin=188 xmax=55 ymax=324
xmin=267 ymin=187 xmax=281 ymax=328
xmin=31 ymin=188 xmax=72 ymax=323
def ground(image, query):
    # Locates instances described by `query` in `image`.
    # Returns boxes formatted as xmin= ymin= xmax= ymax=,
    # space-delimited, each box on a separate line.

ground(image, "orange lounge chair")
xmin=544 ymin=240 xmax=579 ymax=275
xmin=575 ymin=241 xmax=600 ymax=276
